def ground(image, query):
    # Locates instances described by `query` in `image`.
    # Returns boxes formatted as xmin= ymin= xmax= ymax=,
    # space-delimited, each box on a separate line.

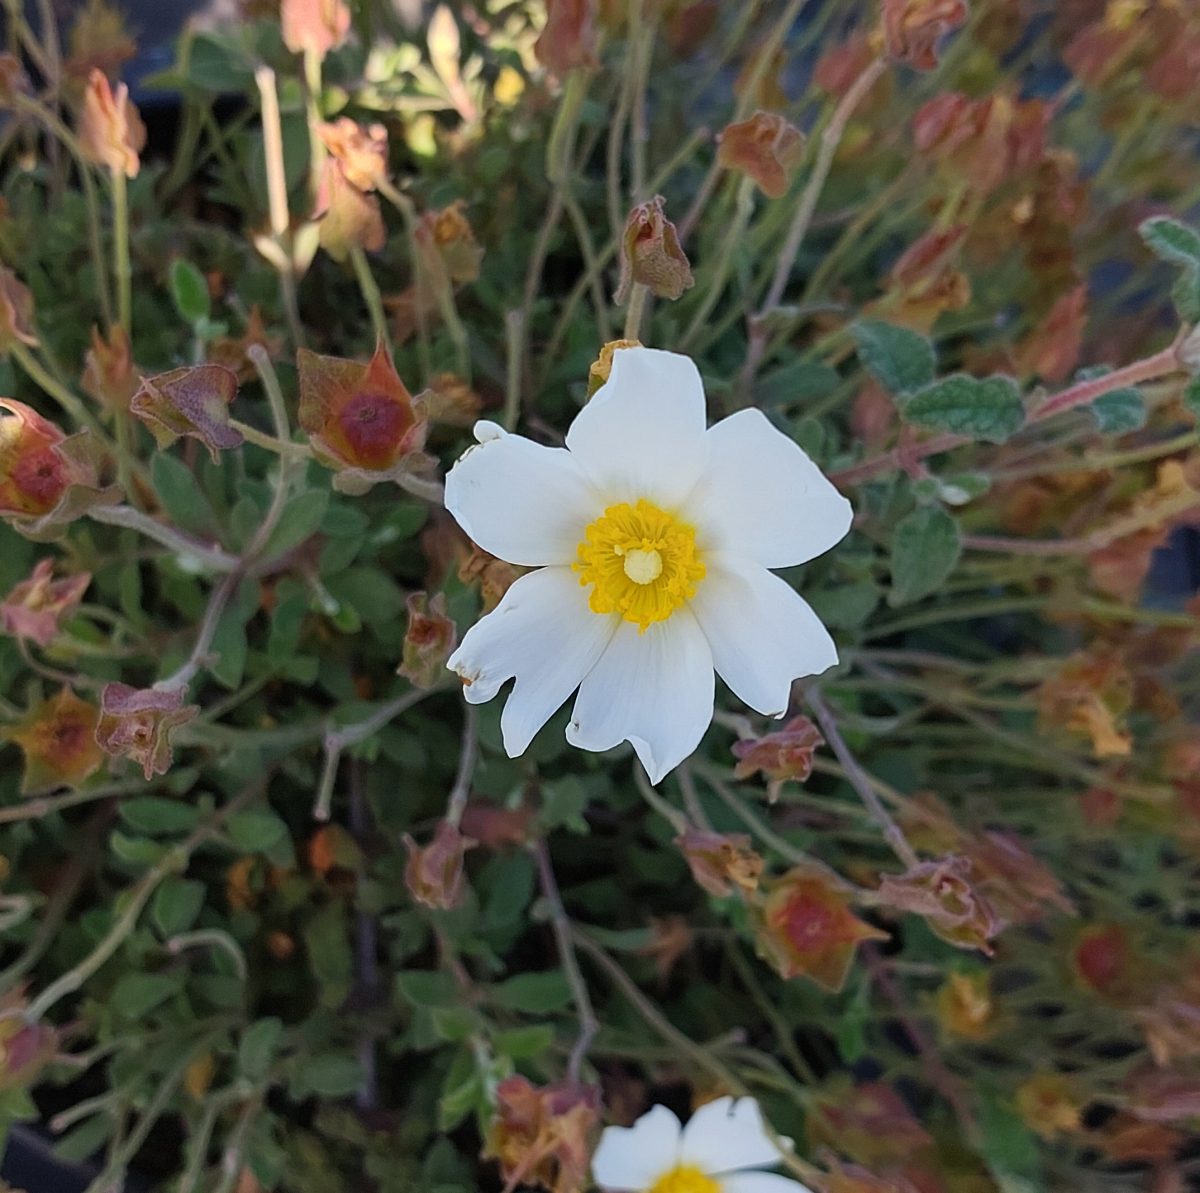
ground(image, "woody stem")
xmin=532 ymin=842 xmax=598 ymax=1082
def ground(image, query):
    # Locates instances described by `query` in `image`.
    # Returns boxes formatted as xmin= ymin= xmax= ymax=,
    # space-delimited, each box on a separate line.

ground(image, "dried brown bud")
xmin=0 ymin=559 xmax=90 ymax=648
xmin=398 ymin=592 xmax=457 ymax=690
xmin=77 ymin=68 xmax=145 ymax=177
xmin=676 ymin=827 xmax=764 ymax=897
xmin=615 ymin=195 xmax=694 ymax=303
xmin=876 ymin=855 xmax=1004 ymax=954
xmin=0 ymin=269 xmax=39 ymax=354
xmin=732 ymin=716 xmax=823 ymax=784
xmin=415 ymin=201 xmax=484 ymax=286
xmin=317 ymin=118 xmax=388 ymax=192
xmin=95 ymin=682 xmax=199 ymax=780
xmin=130 ymin=364 xmax=243 ymax=461
xmin=882 ymin=0 xmax=968 ymax=71
xmin=403 ymin=819 xmax=475 ymax=910
xmin=717 ymin=111 xmax=806 ymax=199
xmin=314 ymin=158 xmax=386 ymax=262
xmin=82 ymin=324 xmax=138 ymax=413
xmin=534 ymin=0 xmax=597 ymax=77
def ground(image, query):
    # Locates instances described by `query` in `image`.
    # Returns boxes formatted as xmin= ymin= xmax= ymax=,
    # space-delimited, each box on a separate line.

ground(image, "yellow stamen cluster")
xmin=647 ymin=1166 xmax=721 ymax=1193
xmin=575 ymin=499 xmax=705 ymax=631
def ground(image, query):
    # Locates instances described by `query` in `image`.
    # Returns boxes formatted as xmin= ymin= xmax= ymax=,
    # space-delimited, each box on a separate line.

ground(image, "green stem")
xmin=623 ymin=283 xmax=649 ymax=341
xmin=111 ymin=169 xmax=132 ymax=334
xmin=680 ymin=179 xmax=755 ymax=351
xmin=349 ymin=245 xmax=390 ymax=351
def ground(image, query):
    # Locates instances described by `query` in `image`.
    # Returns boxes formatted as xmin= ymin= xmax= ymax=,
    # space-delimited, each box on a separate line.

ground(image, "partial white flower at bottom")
xmin=591 ymin=1096 xmax=812 ymax=1193
xmin=444 ymin=346 xmax=852 ymax=783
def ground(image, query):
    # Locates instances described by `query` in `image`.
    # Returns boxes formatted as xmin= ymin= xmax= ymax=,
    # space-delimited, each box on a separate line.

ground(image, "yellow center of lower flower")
xmin=575 ymin=499 xmax=705 ymax=631
xmin=646 ymin=1165 xmax=721 ymax=1193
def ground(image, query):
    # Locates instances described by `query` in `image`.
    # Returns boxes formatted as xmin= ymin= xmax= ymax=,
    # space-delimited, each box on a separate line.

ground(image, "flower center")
xmin=647 ymin=1165 xmax=721 ymax=1193
xmin=575 ymin=499 xmax=705 ymax=631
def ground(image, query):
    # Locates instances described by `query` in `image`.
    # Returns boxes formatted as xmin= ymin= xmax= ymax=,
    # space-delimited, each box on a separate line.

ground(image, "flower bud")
xmin=458 ymin=546 xmax=522 ymax=612
xmin=484 ymin=1075 xmax=601 ymax=1193
xmin=0 ymin=53 xmax=30 ymax=107
xmin=881 ymin=0 xmax=968 ymax=71
xmin=423 ymin=372 xmax=482 ymax=427
xmin=297 ymin=341 xmax=430 ymax=492
xmin=675 ymin=827 xmax=763 ymax=897
xmin=398 ymin=592 xmax=457 ymax=690
xmin=1072 ymin=922 xmax=1135 ymax=1001
xmin=64 ymin=0 xmax=137 ymax=82
xmin=403 ymin=819 xmax=475 ymax=910
xmin=717 ymin=111 xmax=806 ymax=199
xmin=129 ymin=364 xmax=243 ymax=461
xmin=77 ymin=68 xmax=145 ymax=177
xmin=0 ymin=558 xmax=90 ymax=648
xmin=4 ymin=687 xmax=104 ymax=794
xmin=0 ymin=1009 xmax=57 ymax=1093
xmin=95 ymin=682 xmax=199 ymax=780
xmin=757 ymin=870 xmax=887 ymax=991
xmin=615 ymin=195 xmax=694 ymax=303
xmin=281 ymin=0 xmax=350 ymax=59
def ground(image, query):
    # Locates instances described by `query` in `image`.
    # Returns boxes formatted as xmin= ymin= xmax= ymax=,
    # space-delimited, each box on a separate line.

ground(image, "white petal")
xmin=686 ymin=408 xmax=853 ymax=569
xmin=444 ymin=422 xmax=599 ymax=566
xmin=690 ymin=554 xmax=837 ymax=718
xmin=679 ymin=1098 xmax=794 ymax=1176
xmin=565 ymin=347 xmax=709 ymax=507
xmin=720 ymin=1174 xmax=814 ymax=1193
xmin=592 ymin=1105 xmax=683 ymax=1191
xmin=566 ymin=610 xmax=714 ymax=784
xmin=446 ymin=567 xmax=617 ymax=756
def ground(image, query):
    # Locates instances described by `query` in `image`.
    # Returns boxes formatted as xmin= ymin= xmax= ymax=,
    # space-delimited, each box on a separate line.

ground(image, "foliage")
xmin=0 ymin=1 xmax=1198 ymax=1191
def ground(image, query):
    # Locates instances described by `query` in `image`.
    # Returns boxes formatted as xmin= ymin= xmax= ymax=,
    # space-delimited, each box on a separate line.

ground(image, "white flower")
xmin=444 ymin=347 xmax=852 ymax=782
xmin=591 ymin=1096 xmax=813 ymax=1193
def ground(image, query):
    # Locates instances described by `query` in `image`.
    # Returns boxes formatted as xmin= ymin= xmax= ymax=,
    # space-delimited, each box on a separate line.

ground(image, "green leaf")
xmin=1186 ymin=376 xmax=1200 ymax=419
xmin=119 ymin=797 xmax=201 ymax=836
xmin=268 ymin=583 xmax=309 ymax=663
xmin=755 ymin=360 xmax=840 ymax=408
xmin=150 ymin=453 xmax=218 ymax=538
xmin=852 ymin=320 xmax=937 ymax=394
xmin=54 ymin=1113 xmax=114 ymax=1163
xmin=490 ymin=971 xmax=573 ymax=1013
xmin=239 ymin=1017 xmax=284 ymax=1081
xmin=303 ymin=900 xmax=353 ymax=1009
xmin=395 ymin=970 xmax=460 ymax=1009
xmin=261 ymin=489 xmax=329 ymax=560
xmin=1140 ymin=218 xmax=1200 ymax=321
xmin=494 ymin=1025 xmax=557 ymax=1059
xmin=536 ymin=777 xmax=590 ymax=835
xmin=293 ymin=1053 xmax=364 ymax=1098
xmin=976 ymin=1088 xmax=1044 ymax=1193
xmin=903 ymin=375 xmax=1025 ymax=444
xmin=1091 ymin=388 xmax=1146 ymax=433
xmin=227 ymin=807 xmax=289 ymax=853
xmin=889 ymin=506 xmax=962 ymax=606
xmin=169 ymin=259 xmax=211 ymax=325
xmin=111 ymin=972 xmax=182 ymax=1018
xmin=208 ymin=577 xmax=259 ymax=690
xmin=151 ymin=878 xmax=206 ymax=936
xmin=1139 ymin=215 xmax=1200 ymax=267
